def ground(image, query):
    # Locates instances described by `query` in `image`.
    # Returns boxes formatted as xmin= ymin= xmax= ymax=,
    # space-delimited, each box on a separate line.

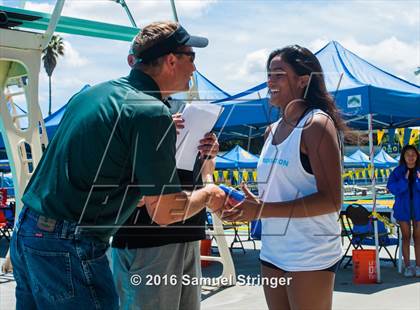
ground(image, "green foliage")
xmin=42 ymin=35 xmax=65 ymax=77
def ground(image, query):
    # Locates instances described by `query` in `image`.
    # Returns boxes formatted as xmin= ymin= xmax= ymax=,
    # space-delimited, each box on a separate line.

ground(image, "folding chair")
xmin=341 ymin=204 xmax=399 ymax=268
xmin=206 ymin=212 xmax=247 ymax=254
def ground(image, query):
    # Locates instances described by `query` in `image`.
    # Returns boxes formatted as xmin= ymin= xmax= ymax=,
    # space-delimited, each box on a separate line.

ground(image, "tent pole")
xmin=368 ymin=113 xmax=381 ymax=283
xmin=247 ymin=126 xmax=252 ymax=152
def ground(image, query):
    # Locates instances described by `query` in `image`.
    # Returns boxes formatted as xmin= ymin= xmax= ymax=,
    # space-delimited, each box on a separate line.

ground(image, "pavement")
xmin=1 ymin=236 xmax=419 ymax=310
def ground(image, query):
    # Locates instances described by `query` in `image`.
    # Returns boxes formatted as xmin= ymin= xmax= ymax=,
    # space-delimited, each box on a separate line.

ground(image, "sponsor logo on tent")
xmin=241 ymin=150 xmax=252 ymax=159
xmin=347 ymin=95 xmax=362 ymax=108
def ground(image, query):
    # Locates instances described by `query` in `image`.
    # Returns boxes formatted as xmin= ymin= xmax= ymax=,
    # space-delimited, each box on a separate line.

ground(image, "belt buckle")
xmin=37 ymin=215 xmax=57 ymax=232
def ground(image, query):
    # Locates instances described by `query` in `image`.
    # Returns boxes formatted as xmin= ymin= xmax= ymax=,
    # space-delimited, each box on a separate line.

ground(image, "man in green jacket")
xmin=10 ymin=21 xmax=226 ymax=309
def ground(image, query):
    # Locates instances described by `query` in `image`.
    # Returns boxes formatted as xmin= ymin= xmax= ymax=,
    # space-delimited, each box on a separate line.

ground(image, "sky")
xmin=1 ymin=0 xmax=419 ymax=117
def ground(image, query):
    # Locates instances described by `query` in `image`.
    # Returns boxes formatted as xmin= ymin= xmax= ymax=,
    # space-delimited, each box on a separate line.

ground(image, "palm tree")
xmin=42 ymin=35 xmax=64 ymax=116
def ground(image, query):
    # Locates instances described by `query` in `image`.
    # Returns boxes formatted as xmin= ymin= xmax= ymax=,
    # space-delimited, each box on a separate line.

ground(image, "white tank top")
xmin=257 ymin=109 xmax=342 ymax=271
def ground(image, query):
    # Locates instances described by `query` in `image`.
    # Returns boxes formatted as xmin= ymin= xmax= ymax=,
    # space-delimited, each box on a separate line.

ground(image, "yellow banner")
xmin=233 ymin=171 xmax=239 ymax=181
xmin=377 ymin=129 xmax=385 ymax=145
xmin=252 ymin=171 xmax=257 ymax=182
xmin=397 ymin=128 xmax=405 ymax=147
xmin=409 ymin=129 xmax=419 ymax=145
xmin=242 ymin=171 xmax=249 ymax=182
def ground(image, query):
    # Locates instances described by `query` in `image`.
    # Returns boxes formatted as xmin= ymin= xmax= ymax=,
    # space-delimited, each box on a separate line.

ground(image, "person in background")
xmin=113 ymin=36 xmax=219 ymax=310
xmin=387 ymin=144 xmax=420 ymax=277
xmin=223 ymin=45 xmax=347 ymax=310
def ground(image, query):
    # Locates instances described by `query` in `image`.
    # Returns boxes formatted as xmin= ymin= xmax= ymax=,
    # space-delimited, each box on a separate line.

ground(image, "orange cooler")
xmin=352 ymin=249 xmax=377 ymax=284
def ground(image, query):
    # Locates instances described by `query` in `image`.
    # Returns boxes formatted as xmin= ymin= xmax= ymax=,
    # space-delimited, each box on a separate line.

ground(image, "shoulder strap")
xmin=299 ymin=107 xmax=344 ymax=158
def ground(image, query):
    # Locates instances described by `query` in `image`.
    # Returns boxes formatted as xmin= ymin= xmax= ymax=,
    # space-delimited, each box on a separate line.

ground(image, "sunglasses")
xmin=173 ymin=51 xmax=196 ymax=63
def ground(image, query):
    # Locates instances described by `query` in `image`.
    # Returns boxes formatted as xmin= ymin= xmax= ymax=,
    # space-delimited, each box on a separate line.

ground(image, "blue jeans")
xmin=10 ymin=206 xmax=118 ymax=309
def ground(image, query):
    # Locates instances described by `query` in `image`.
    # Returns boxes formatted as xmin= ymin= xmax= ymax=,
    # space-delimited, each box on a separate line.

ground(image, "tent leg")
xmin=368 ymin=114 xmax=381 ymax=283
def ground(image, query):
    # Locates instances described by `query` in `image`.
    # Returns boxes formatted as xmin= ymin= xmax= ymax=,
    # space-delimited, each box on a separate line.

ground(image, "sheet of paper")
xmin=175 ymin=103 xmax=223 ymax=171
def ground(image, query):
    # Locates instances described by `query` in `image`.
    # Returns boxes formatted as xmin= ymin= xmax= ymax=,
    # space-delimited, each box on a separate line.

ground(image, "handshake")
xmin=205 ymin=183 xmax=261 ymax=222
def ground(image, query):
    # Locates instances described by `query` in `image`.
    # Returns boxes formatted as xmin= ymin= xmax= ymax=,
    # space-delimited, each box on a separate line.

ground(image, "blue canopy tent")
xmin=374 ymin=149 xmax=399 ymax=168
xmin=316 ymin=41 xmax=420 ymax=129
xmin=212 ymin=83 xmax=279 ymax=140
xmin=221 ymin=145 xmax=259 ymax=169
xmin=215 ymin=155 xmax=237 ymax=169
xmin=343 ymin=155 xmax=364 ymax=168
xmin=213 ymin=41 xmax=420 ymax=140
xmin=348 ymin=149 xmax=371 ymax=167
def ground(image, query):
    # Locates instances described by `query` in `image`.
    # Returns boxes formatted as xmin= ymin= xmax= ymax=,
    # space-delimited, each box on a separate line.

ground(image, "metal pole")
xmin=118 ymin=0 xmax=137 ymax=28
xmin=170 ymin=0 xmax=179 ymax=22
xmin=368 ymin=113 xmax=381 ymax=283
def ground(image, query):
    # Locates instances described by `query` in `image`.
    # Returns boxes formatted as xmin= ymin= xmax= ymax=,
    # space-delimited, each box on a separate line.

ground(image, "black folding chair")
xmin=340 ymin=203 xmax=399 ymax=268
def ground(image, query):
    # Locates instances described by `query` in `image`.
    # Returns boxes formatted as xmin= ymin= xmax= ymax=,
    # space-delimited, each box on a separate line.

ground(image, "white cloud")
xmin=225 ymin=48 xmax=269 ymax=86
xmin=61 ymin=41 xmax=89 ymax=68
xmin=24 ymin=0 xmax=218 ymax=26
xmin=176 ymin=0 xmax=217 ymax=18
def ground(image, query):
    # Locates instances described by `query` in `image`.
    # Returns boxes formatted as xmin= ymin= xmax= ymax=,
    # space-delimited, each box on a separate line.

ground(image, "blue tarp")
xmin=213 ymin=41 xmax=420 ymax=139
xmin=172 ymin=71 xmax=230 ymax=102
xmin=220 ymin=145 xmax=259 ymax=169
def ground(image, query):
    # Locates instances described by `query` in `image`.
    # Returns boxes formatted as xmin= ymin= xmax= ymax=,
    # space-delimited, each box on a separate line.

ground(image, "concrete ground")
xmin=1 ymin=236 xmax=419 ymax=310
xmin=201 ymin=248 xmax=420 ymax=310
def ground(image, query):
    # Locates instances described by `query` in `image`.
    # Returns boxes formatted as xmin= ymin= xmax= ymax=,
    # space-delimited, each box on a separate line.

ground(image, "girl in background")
xmin=387 ymin=144 xmax=420 ymax=277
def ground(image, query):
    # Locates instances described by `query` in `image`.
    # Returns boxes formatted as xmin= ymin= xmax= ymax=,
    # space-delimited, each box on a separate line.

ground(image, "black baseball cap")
xmin=132 ymin=24 xmax=208 ymax=62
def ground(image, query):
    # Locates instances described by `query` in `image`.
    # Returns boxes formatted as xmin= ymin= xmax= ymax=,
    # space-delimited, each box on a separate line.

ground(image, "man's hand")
xmin=172 ymin=113 xmax=184 ymax=134
xmin=222 ymin=183 xmax=261 ymax=222
xmin=204 ymin=184 xmax=229 ymax=215
xmin=198 ymin=132 xmax=219 ymax=160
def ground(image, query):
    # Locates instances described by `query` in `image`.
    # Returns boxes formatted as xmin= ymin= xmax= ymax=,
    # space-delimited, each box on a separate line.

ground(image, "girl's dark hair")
xmin=399 ymin=144 xmax=420 ymax=167
xmin=266 ymin=45 xmax=348 ymax=135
